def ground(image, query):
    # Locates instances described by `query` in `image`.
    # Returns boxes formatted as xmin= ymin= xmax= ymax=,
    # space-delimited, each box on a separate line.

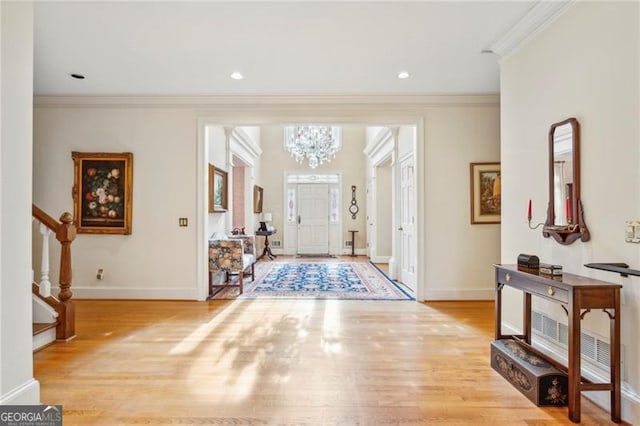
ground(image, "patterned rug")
xmin=210 ymin=261 xmax=413 ymax=300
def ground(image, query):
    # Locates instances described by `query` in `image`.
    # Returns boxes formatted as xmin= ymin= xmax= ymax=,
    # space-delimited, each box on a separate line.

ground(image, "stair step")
xmin=33 ymin=322 xmax=57 ymax=336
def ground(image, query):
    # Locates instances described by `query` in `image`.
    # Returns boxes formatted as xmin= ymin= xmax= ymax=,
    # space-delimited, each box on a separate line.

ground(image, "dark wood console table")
xmin=494 ymin=264 xmax=622 ymax=423
xmin=348 ymin=230 xmax=358 ymax=257
xmin=256 ymin=229 xmax=277 ymax=261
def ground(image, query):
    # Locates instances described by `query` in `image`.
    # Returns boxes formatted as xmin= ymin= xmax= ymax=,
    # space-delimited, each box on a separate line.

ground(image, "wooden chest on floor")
xmin=490 ymin=339 xmax=568 ymax=406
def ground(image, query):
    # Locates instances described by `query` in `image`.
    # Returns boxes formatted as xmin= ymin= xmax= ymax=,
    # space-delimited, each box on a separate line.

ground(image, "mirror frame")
xmin=543 ymin=117 xmax=590 ymax=245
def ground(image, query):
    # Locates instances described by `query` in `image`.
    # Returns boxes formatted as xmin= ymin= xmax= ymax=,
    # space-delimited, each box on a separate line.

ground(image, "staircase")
xmin=32 ymin=286 xmax=58 ymax=351
xmin=32 ymin=205 xmax=77 ymax=351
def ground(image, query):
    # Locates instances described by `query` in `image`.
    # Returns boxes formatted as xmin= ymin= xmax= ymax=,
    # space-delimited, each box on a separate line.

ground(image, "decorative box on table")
xmin=540 ymin=263 xmax=563 ymax=276
xmin=517 ymin=253 xmax=540 ymax=269
xmin=490 ymin=339 xmax=568 ymax=406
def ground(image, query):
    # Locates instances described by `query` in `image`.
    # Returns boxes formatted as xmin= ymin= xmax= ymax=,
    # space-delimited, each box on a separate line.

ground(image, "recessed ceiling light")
xmin=397 ymin=71 xmax=410 ymax=80
xmin=230 ymin=72 xmax=243 ymax=80
xmin=70 ymin=73 xmax=85 ymax=80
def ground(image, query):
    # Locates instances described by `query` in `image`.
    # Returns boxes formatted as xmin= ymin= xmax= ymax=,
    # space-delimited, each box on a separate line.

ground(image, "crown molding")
xmin=363 ymin=127 xmax=395 ymax=160
xmin=33 ymin=94 xmax=499 ymax=109
xmin=229 ymin=127 xmax=262 ymax=160
xmin=488 ymin=0 xmax=575 ymax=59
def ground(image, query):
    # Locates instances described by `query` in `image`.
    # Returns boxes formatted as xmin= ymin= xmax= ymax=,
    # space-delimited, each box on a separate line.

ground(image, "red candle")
xmin=527 ymin=199 xmax=532 ymax=219
xmin=566 ymin=197 xmax=571 ymax=223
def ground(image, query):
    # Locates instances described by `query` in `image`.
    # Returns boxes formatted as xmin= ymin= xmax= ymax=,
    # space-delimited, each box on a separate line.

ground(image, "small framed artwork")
xmin=72 ymin=151 xmax=134 ymax=234
xmin=209 ymin=164 xmax=228 ymax=212
xmin=253 ymin=185 xmax=263 ymax=214
xmin=470 ymin=162 xmax=501 ymax=224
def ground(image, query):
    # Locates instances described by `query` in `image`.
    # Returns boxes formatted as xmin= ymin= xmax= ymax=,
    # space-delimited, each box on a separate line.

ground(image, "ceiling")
xmin=34 ymin=1 xmax=537 ymax=96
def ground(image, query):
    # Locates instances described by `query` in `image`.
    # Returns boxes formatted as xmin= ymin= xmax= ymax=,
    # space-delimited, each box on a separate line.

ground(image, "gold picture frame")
xmin=72 ymin=151 xmax=134 ymax=234
xmin=209 ymin=164 xmax=228 ymax=212
xmin=253 ymin=185 xmax=263 ymax=214
xmin=470 ymin=162 xmax=501 ymax=224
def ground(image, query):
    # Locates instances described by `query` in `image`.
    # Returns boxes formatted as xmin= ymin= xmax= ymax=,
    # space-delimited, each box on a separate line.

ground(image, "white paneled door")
xmin=297 ymin=184 xmax=329 ymax=254
xmin=399 ymin=156 xmax=416 ymax=291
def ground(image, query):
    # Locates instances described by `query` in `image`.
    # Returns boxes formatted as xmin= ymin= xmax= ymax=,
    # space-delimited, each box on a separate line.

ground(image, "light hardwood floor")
xmin=34 ymin=299 xmax=624 ymax=425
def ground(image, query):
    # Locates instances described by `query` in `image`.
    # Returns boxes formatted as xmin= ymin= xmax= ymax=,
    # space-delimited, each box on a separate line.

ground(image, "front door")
xmin=297 ymin=184 xmax=329 ymax=254
xmin=399 ymin=156 xmax=417 ymax=291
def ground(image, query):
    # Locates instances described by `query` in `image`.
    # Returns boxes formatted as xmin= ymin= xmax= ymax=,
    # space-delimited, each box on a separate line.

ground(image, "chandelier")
xmin=285 ymin=125 xmax=341 ymax=169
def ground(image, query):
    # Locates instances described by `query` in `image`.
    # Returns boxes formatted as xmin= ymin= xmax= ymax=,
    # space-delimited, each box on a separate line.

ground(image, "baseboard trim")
xmin=341 ymin=248 xmax=367 ymax=256
xmin=0 ymin=379 xmax=40 ymax=405
xmin=423 ymin=288 xmax=494 ymax=301
xmin=371 ymin=256 xmax=391 ymax=263
xmin=52 ymin=286 xmax=199 ymax=300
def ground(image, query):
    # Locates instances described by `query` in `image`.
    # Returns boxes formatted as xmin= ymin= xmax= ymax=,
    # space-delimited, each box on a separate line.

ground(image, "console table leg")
xmin=495 ymin=284 xmax=503 ymax=340
xmin=611 ymin=294 xmax=621 ymax=422
xmin=524 ymin=293 xmax=532 ymax=344
xmin=568 ymin=298 xmax=582 ymax=423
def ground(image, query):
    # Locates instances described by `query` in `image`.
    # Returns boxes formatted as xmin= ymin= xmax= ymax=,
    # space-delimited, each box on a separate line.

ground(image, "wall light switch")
xmin=625 ymin=220 xmax=640 ymax=243
xmin=179 ymin=218 xmax=188 ymax=227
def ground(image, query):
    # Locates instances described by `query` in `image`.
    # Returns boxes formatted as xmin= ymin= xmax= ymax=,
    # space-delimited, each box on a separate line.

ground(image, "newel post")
xmin=55 ymin=212 xmax=77 ymax=340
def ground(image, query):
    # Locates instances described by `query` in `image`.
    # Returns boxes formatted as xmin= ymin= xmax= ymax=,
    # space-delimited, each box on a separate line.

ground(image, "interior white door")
xmin=297 ymin=184 xmax=329 ymax=254
xmin=399 ymin=156 xmax=417 ymax=291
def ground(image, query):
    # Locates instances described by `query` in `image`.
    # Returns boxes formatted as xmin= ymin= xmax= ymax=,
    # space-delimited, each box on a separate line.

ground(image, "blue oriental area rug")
xmin=212 ymin=262 xmax=413 ymax=300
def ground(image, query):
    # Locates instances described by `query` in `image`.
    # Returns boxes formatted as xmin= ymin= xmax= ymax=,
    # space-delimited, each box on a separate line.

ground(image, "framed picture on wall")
xmin=71 ymin=151 xmax=134 ymax=234
xmin=253 ymin=185 xmax=263 ymax=214
xmin=470 ymin=162 xmax=501 ymax=224
xmin=209 ymin=164 xmax=228 ymax=212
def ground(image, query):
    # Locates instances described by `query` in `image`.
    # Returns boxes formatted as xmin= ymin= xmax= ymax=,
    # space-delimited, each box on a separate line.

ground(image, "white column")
xmin=0 ymin=0 xmax=40 ymax=404
xmin=388 ymin=128 xmax=400 ymax=279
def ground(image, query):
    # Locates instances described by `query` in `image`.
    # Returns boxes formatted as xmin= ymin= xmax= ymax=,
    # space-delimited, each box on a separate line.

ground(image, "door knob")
xmin=398 ymin=227 xmax=403 ymax=231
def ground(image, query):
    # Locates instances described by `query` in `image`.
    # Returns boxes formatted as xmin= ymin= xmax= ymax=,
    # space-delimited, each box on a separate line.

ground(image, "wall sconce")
xmin=527 ymin=199 xmax=544 ymax=229
xmin=528 ymin=199 xmax=581 ymax=237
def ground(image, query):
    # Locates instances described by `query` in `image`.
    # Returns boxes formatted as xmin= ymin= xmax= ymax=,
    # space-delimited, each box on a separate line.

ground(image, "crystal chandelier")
xmin=285 ymin=125 xmax=341 ymax=169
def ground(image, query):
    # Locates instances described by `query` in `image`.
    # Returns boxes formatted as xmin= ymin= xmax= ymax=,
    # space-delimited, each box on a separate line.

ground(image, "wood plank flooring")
xmin=34 ymin=299 xmax=624 ymax=425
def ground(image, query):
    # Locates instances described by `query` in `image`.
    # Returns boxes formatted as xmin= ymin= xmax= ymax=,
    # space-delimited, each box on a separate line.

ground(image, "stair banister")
xmin=32 ymin=204 xmax=77 ymax=341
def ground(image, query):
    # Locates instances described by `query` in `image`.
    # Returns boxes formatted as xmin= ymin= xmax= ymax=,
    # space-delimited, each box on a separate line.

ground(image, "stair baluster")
xmin=38 ymin=223 xmax=53 ymax=298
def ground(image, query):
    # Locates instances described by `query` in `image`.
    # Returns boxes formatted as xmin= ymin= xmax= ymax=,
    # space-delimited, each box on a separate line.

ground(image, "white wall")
xmin=0 ymin=1 xmax=40 ymax=404
xmin=375 ymin=164 xmax=392 ymax=258
xmin=206 ymin=125 xmax=227 ymax=237
xmin=34 ymin=107 xmax=199 ymax=299
xmin=363 ymin=126 xmax=395 ymax=263
xmin=423 ymin=107 xmax=501 ymax=299
xmin=258 ymin=125 xmax=368 ymax=254
xmin=397 ymin=126 xmax=414 ymax=159
xmin=501 ymin=1 xmax=639 ymax=422
xmin=33 ymin=95 xmax=500 ymax=302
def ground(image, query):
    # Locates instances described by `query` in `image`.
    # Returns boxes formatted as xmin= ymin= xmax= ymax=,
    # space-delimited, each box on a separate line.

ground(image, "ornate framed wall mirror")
xmin=543 ymin=117 xmax=590 ymax=244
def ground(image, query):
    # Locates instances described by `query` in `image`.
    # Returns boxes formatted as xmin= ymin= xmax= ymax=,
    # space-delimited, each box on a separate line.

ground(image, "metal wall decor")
xmin=349 ymin=185 xmax=359 ymax=219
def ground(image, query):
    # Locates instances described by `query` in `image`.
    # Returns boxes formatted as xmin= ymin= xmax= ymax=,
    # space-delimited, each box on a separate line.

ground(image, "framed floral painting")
xmin=72 ymin=152 xmax=134 ymax=234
